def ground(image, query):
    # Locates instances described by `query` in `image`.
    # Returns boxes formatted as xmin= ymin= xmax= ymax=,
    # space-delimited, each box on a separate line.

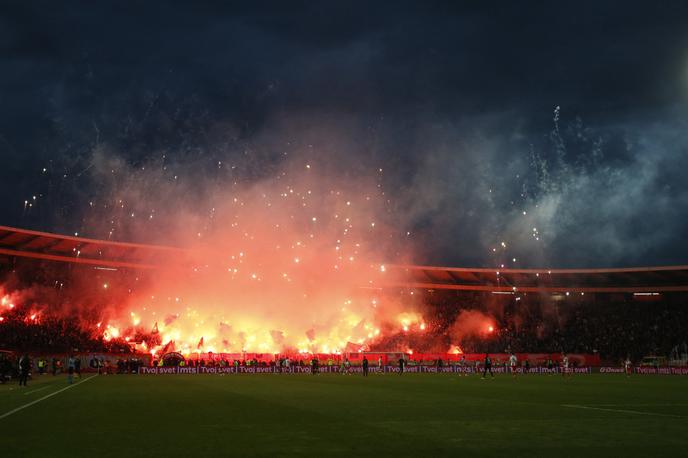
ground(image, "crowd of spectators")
xmin=375 ymin=290 xmax=688 ymax=363
xmin=0 ymin=314 xmax=133 ymax=354
xmin=486 ymin=299 xmax=687 ymax=362
xmin=154 ymin=357 xmax=320 ymax=368
xmin=2 ymin=291 xmax=688 ymax=365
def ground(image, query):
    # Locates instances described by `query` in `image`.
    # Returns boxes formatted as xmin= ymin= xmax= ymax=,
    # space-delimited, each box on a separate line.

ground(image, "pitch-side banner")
xmin=137 ymin=366 xmax=602 ymax=375
xmin=634 ymin=367 xmax=688 ymax=375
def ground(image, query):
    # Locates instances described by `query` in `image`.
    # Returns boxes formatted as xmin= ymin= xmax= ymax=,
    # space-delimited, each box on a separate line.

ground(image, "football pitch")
xmin=2 ymin=372 xmax=688 ymax=457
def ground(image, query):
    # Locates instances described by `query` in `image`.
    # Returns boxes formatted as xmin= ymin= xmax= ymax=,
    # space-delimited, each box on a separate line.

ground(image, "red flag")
xmin=161 ymin=340 xmax=174 ymax=355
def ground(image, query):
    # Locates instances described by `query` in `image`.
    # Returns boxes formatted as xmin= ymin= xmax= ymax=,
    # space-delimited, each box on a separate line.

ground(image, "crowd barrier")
xmin=633 ymin=367 xmax=688 ymax=375
xmin=138 ymin=366 xmax=593 ymax=375
xmin=137 ymin=365 xmax=688 ymax=375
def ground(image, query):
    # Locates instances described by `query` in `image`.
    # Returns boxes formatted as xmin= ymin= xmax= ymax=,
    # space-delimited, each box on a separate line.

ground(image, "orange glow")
xmin=103 ymin=324 xmax=120 ymax=341
xmin=2 ymin=166 xmax=422 ymax=356
xmin=96 ymin=207 xmax=415 ymax=355
xmin=448 ymin=344 xmax=463 ymax=354
xmin=397 ymin=312 xmax=422 ymax=334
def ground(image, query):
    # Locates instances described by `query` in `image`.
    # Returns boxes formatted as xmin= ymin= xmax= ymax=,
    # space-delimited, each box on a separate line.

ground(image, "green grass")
xmin=2 ymin=372 xmax=688 ymax=457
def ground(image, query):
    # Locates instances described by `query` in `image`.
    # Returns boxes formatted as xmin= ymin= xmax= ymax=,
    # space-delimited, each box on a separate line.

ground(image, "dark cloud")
xmin=1 ymin=1 xmax=688 ymax=267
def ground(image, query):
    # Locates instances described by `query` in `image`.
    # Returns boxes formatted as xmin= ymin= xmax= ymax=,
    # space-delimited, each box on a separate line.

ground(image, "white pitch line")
xmin=562 ymin=404 xmax=683 ymax=418
xmin=586 ymin=403 xmax=688 ymax=407
xmin=0 ymin=375 xmax=97 ymax=420
xmin=23 ymin=386 xmax=50 ymax=396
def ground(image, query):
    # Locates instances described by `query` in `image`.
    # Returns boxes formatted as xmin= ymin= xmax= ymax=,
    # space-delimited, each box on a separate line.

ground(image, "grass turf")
xmin=2 ymin=372 xmax=688 ymax=457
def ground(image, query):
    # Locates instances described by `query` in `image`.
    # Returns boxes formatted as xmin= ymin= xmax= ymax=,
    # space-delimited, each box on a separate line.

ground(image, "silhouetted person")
xmin=74 ymin=357 xmax=81 ymax=378
xmin=67 ymin=355 xmax=76 ymax=384
xmin=362 ymin=357 xmax=369 ymax=377
xmin=18 ymin=354 xmax=31 ymax=386
xmin=481 ymin=353 xmax=494 ymax=379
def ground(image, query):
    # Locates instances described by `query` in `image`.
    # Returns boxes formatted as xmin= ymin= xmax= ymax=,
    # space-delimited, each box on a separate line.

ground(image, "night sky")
xmin=2 ymin=1 xmax=688 ymax=268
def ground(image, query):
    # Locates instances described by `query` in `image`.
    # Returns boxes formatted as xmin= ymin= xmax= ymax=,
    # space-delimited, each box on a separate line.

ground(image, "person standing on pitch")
xmin=481 ymin=353 xmax=494 ymax=379
xmin=74 ymin=356 xmax=81 ymax=379
xmin=362 ymin=357 xmax=369 ymax=377
xmin=67 ymin=355 xmax=76 ymax=384
xmin=18 ymin=354 xmax=31 ymax=386
xmin=378 ymin=356 xmax=383 ymax=373
xmin=562 ymin=353 xmax=571 ymax=378
xmin=509 ymin=353 xmax=518 ymax=378
xmin=547 ymin=356 xmax=554 ymax=375
xmin=461 ymin=355 xmax=469 ymax=377
xmin=398 ymin=357 xmax=405 ymax=375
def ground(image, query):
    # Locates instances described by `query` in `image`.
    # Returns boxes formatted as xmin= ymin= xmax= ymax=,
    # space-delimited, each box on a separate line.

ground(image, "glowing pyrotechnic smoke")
xmin=448 ymin=309 xmax=496 ymax=347
xmin=448 ymin=344 xmax=463 ymax=354
xmin=90 ymin=166 xmax=415 ymax=356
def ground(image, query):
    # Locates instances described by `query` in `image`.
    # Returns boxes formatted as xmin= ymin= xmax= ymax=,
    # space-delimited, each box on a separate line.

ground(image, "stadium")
xmin=2 ymin=225 xmax=688 ymax=457
xmin=4 ymin=3 xmax=688 ymax=457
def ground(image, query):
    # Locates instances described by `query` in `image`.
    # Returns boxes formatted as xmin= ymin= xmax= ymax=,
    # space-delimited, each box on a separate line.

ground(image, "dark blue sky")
xmin=1 ymin=1 xmax=688 ymax=267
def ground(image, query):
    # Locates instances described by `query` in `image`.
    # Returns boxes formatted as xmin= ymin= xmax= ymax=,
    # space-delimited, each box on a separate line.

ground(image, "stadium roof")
xmin=1 ymin=225 xmax=687 ymax=293
xmin=0 ymin=225 xmax=185 ymax=270
xmin=383 ymin=264 xmax=688 ymax=293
